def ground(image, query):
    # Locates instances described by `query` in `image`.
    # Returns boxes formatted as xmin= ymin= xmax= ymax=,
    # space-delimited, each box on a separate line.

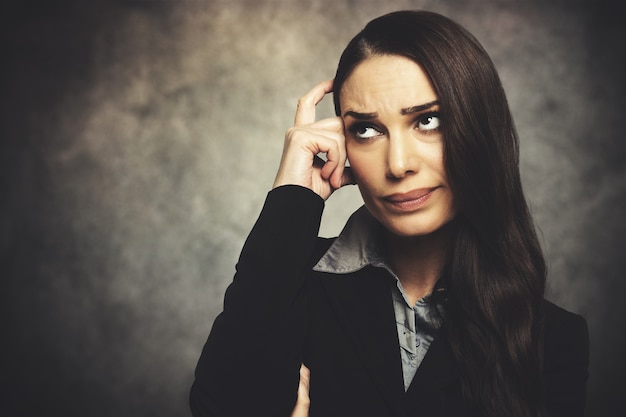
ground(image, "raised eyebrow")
xmin=342 ymin=110 xmax=378 ymax=120
xmin=343 ymin=101 xmax=439 ymax=119
xmin=400 ymin=100 xmax=440 ymax=115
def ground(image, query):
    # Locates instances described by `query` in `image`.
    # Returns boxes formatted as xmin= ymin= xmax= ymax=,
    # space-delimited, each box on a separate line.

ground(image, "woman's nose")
xmin=386 ymin=133 xmax=418 ymax=179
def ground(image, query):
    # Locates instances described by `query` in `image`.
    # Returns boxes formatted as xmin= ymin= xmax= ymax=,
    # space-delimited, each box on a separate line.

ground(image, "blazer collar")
xmin=404 ymin=328 xmax=460 ymax=410
xmin=313 ymin=206 xmax=460 ymax=411
xmin=313 ymin=206 xmax=388 ymax=274
xmin=317 ymin=266 xmax=459 ymax=411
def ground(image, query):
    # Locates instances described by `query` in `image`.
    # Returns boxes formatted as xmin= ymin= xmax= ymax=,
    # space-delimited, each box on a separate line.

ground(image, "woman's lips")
xmin=382 ymin=188 xmax=437 ymax=212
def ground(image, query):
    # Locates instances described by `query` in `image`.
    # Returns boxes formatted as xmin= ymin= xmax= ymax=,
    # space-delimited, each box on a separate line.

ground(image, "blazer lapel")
xmin=404 ymin=330 xmax=460 ymax=411
xmin=319 ymin=265 xmax=405 ymax=415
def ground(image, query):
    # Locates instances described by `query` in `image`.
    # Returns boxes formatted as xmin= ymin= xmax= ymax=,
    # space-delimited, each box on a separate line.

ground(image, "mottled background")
xmin=1 ymin=0 xmax=624 ymax=416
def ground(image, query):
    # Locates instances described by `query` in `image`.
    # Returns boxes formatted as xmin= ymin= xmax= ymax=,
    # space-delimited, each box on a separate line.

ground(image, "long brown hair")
xmin=333 ymin=11 xmax=547 ymax=417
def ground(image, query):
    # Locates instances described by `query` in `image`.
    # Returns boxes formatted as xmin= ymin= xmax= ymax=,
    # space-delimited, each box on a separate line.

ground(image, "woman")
xmin=190 ymin=11 xmax=589 ymax=417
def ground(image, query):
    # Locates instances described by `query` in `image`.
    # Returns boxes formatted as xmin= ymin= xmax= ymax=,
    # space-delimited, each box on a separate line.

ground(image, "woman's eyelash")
xmin=346 ymin=111 xmax=441 ymax=138
xmin=347 ymin=123 xmax=382 ymax=138
xmin=416 ymin=111 xmax=440 ymax=122
xmin=347 ymin=122 xmax=373 ymax=131
xmin=415 ymin=112 xmax=441 ymax=131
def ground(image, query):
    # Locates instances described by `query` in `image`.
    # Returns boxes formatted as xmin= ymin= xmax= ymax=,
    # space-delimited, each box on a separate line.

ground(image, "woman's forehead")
xmin=339 ymin=55 xmax=438 ymax=114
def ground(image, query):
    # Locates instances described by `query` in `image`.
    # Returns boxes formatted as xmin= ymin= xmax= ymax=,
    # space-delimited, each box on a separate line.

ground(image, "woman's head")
xmin=334 ymin=12 xmax=548 ymax=416
xmin=340 ymin=53 xmax=455 ymax=238
xmin=335 ymin=11 xmax=525 ymax=246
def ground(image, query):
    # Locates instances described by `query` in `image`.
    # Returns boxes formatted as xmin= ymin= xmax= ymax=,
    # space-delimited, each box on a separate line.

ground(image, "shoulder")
xmin=543 ymin=299 xmax=589 ymax=353
xmin=542 ymin=299 xmax=590 ymax=416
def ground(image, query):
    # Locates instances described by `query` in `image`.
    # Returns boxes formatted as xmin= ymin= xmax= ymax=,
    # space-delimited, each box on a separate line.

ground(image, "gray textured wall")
xmin=1 ymin=0 xmax=624 ymax=416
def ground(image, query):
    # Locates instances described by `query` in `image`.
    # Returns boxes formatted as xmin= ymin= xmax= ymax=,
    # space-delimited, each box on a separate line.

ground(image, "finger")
xmin=317 ymin=119 xmax=348 ymax=189
xmin=319 ymin=137 xmax=346 ymax=184
xmin=273 ymin=129 xmax=344 ymax=193
xmin=299 ymin=364 xmax=310 ymax=389
xmin=327 ymin=162 xmax=351 ymax=191
xmin=309 ymin=116 xmax=344 ymax=133
xmin=293 ymin=130 xmax=344 ymax=162
xmin=294 ymin=79 xmax=334 ymax=127
xmin=285 ymin=123 xmax=345 ymax=164
xmin=336 ymin=166 xmax=357 ymax=189
xmin=290 ymin=364 xmax=310 ymax=417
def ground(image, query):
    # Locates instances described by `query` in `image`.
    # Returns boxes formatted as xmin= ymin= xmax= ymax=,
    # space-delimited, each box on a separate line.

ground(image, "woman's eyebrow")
xmin=343 ymin=100 xmax=439 ymax=119
xmin=400 ymin=100 xmax=439 ymax=115
xmin=342 ymin=110 xmax=378 ymax=120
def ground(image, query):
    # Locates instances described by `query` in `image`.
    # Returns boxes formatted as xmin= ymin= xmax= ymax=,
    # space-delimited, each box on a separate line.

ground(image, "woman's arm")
xmin=189 ymin=186 xmax=323 ymax=417
xmin=190 ymin=81 xmax=353 ymax=416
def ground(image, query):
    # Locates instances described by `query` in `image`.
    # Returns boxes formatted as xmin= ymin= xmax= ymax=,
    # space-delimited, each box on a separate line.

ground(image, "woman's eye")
xmin=352 ymin=125 xmax=382 ymax=139
xmin=417 ymin=113 xmax=441 ymax=132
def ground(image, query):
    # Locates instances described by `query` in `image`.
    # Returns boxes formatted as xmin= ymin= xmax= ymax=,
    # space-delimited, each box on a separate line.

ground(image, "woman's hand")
xmin=273 ymin=80 xmax=355 ymax=200
xmin=290 ymin=364 xmax=311 ymax=417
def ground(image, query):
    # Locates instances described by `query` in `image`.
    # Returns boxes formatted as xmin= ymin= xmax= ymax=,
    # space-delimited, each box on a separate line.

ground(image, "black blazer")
xmin=190 ymin=186 xmax=589 ymax=417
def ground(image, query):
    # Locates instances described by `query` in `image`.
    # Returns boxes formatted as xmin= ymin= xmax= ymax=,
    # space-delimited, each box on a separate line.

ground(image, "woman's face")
xmin=340 ymin=54 xmax=455 ymax=238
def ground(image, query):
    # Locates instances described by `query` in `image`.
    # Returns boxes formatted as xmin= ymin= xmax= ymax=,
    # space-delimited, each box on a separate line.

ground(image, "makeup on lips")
xmin=382 ymin=188 xmax=439 ymax=212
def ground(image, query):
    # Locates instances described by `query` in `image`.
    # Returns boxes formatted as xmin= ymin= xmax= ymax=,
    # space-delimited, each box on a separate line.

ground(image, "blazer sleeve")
xmin=190 ymin=186 xmax=325 ymax=417
xmin=542 ymin=301 xmax=590 ymax=417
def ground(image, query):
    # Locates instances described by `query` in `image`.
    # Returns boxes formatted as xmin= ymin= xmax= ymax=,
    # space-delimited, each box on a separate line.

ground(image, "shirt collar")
xmin=313 ymin=205 xmax=447 ymax=308
xmin=313 ymin=206 xmax=388 ymax=274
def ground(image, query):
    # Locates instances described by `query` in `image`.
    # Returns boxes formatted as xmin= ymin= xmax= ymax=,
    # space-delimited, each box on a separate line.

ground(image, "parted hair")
xmin=333 ymin=10 xmax=547 ymax=417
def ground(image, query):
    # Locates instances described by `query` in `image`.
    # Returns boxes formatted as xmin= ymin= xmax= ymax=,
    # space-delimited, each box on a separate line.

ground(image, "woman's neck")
xmin=385 ymin=223 xmax=452 ymax=306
